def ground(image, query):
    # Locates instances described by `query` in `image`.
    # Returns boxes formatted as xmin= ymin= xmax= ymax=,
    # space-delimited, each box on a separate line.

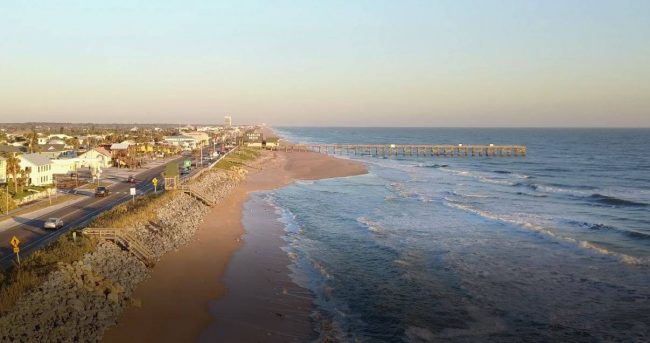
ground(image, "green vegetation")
xmin=0 ymin=233 xmax=97 ymax=313
xmin=0 ymin=188 xmax=174 ymax=313
xmin=213 ymin=147 xmax=260 ymax=170
xmin=90 ymin=191 xmax=171 ymax=229
xmin=5 ymin=182 xmax=54 ymax=201
xmin=0 ymin=188 xmax=17 ymax=213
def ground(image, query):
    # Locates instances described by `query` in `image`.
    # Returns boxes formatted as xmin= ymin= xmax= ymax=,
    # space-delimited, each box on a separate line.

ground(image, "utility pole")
xmin=5 ymin=184 xmax=8 ymax=215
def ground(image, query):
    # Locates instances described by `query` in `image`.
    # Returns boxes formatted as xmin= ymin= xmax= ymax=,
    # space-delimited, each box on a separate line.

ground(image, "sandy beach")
xmin=103 ymin=149 xmax=366 ymax=342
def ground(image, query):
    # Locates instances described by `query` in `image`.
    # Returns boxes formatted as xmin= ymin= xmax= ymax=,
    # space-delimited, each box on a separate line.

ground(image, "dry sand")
xmin=103 ymin=150 xmax=366 ymax=342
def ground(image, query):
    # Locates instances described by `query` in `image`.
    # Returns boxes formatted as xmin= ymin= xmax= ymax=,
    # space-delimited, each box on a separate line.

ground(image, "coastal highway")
xmin=0 ymin=156 xmax=193 ymax=270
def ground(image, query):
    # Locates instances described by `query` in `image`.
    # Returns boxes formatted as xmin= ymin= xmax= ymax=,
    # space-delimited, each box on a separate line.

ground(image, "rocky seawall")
xmin=0 ymin=167 xmax=247 ymax=342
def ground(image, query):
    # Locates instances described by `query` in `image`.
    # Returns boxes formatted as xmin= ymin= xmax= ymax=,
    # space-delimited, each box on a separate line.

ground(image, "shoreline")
xmin=103 ymin=148 xmax=367 ymax=341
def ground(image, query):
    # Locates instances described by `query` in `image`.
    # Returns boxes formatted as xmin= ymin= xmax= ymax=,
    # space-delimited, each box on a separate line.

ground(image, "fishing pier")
xmin=275 ymin=144 xmax=526 ymax=157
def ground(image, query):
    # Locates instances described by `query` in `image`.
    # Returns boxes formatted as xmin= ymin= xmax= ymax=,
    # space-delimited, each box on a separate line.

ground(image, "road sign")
xmin=11 ymin=236 xmax=20 ymax=264
xmin=152 ymin=178 xmax=158 ymax=186
xmin=10 ymin=236 xmax=20 ymax=248
xmin=130 ymin=188 xmax=136 ymax=196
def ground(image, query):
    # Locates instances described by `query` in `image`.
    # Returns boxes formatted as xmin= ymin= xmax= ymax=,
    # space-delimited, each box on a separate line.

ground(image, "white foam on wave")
xmin=405 ymin=326 xmax=435 ymax=342
xmin=439 ymin=168 xmax=518 ymax=186
xmin=451 ymin=191 xmax=491 ymax=199
xmin=444 ymin=200 xmax=648 ymax=266
xmin=357 ymin=216 xmax=384 ymax=233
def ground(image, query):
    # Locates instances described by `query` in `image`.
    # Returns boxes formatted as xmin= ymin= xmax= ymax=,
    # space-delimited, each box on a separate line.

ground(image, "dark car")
xmin=180 ymin=168 xmax=190 ymax=175
xmin=95 ymin=186 xmax=110 ymax=197
xmin=127 ymin=175 xmax=136 ymax=183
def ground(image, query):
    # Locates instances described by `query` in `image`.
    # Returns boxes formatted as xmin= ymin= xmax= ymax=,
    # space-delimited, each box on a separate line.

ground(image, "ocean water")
xmin=257 ymin=128 xmax=650 ymax=342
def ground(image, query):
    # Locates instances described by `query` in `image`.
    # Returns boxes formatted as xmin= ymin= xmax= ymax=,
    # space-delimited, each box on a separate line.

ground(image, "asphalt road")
xmin=0 ymin=156 xmax=191 ymax=270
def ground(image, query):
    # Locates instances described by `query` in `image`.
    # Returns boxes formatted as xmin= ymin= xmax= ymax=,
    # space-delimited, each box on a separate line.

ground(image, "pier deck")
xmin=272 ymin=144 xmax=526 ymax=157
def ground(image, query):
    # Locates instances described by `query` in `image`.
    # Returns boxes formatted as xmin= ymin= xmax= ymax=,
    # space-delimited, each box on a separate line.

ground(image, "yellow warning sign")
xmin=152 ymin=177 xmax=158 ymax=186
xmin=10 ymin=236 xmax=20 ymax=248
xmin=13 ymin=246 xmax=19 ymax=253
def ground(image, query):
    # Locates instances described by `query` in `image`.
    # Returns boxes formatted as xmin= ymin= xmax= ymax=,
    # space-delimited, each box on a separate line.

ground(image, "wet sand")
xmin=103 ymin=150 xmax=366 ymax=342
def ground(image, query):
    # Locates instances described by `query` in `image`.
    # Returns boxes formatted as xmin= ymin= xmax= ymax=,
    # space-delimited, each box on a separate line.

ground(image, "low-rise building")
xmin=77 ymin=147 xmax=112 ymax=169
xmin=0 ymin=157 xmax=6 ymax=183
xmin=163 ymin=136 xmax=200 ymax=150
xmin=0 ymin=144 xmax=26 ymax=156
xmin=265 ymin=137 xmax=279 ymax=148
xmin=18 ymin=153 xmax=53 ymax=186
xmin=243 ymin=129 xmax=263 ymax=147
xmin=36 ymin=144 xmax=74 ymax=159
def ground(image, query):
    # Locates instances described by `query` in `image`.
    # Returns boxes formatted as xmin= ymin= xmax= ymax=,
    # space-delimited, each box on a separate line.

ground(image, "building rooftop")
xmin=39 ymin=144 xmax=68 ymax=152
xmin=20 ymin=153 xmax=51 ymax=166
xmin=110 ymin=143 xmax=130 ymax=150
xmin=0 ymin=144 xmax=26 ymax=154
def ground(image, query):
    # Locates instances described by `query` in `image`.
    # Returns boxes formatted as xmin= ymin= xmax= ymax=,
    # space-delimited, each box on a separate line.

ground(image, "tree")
xmin=5 ymin=155 xmax=20 ymax=193
xmin=0 ymin=188 xmax=17 ymax=213
xmin=28 ymin=127 xmax=40 ymax=153
xmin=17 ymin=167 xmax=31 ymax=194
xmin=65 ymin=137 xmax=80 ymax=150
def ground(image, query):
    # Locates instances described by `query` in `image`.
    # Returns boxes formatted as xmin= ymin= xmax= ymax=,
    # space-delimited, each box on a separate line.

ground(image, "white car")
xmin=43 ymin=218 xmax=64 ymax=230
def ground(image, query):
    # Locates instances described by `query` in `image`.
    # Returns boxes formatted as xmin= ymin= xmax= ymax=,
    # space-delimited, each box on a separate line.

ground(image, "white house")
xmin=163 ymin=136 xmax=200 ymax=150
xmin=181 ymin=131 xmax=210 ymax=146
xmin=36 ymin=144 xmax=73 ymax=159
xmin=18 ymin=153 xmax=53 ymax=186
xmin=51 ymin=159 xmax=79 ymax=175
xmin=0 ymin=157 xmax=6 ymax=183
xmin=77 ymin=147 xmax=112 ymax=168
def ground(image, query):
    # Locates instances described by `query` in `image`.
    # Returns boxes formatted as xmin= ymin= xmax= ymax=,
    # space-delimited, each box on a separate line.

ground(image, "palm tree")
xmin=17 ymin=167 xmax=31 ymax=194
xmin=5 ymin=155 xmax=20 ymax=193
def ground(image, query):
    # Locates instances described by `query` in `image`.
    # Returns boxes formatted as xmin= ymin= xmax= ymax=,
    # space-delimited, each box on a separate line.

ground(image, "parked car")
xmin=43 ymin=218 xmax=64 ymax=230
xmin=127 ymin=175 xmax=137 ymax=183
xmin=95 ymin=186 xmax=110 ymax=197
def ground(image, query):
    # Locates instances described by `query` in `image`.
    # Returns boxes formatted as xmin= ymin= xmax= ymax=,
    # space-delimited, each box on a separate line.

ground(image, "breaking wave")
xmin=588 ymin=194 xmax=648 ymax=207
xmin=444 ymin=200 xmax=648 ymax=266
xmin=570 ymin=221 xmax=650 ymax=240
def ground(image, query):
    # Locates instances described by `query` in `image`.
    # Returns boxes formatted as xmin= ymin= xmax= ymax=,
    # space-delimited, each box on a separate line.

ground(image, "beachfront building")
xmin=0 ymin=157 xmax=6 ymax=184
xmin=265 ymin=137 xmax=279 ymax=148
xmin=0 ymin=144 xmax=25 ymax=156
xmin=77 ymin=147 xmax=112 ymax=169
xmin=163 ymin=136 xmax=199 ymax=150
xmin=18 ymin=153 xmax=53 ymax=186
xmin=48 ymin=134 xmax=73 ymax=141
xmin=181 ymin=131 xmax=210 ymax=147
xmin=50 ymin=158 xmax=79 ymax=176
xmin=243 ymin=130 xmax=263 ymax=147
xmin=36 ymin=144 xmax=74 ymax=159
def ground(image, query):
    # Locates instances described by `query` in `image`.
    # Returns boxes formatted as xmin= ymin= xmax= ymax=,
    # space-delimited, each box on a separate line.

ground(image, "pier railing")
xmin=273 ymin=144 xmax=526 ymax=157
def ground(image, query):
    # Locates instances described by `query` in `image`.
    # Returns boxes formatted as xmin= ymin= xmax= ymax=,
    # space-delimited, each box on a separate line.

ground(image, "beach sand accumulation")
xmin=103 ymin=150 xmax=366 ymax=342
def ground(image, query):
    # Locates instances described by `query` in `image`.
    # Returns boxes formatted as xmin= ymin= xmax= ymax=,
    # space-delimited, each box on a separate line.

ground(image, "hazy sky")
xmin=1 ymin=0 xmax=649 ymax=126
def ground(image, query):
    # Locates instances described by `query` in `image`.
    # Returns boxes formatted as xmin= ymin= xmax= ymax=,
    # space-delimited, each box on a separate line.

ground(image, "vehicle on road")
xmin=95 ymin=186 xmax=110 ymax=197
xmin=127 ymin=175 xmax=136 ymax=183
xmin=43 ymin=218 xmax=64 ymax=230
xmin=180 ymin=167 xmax=190 ymax=175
